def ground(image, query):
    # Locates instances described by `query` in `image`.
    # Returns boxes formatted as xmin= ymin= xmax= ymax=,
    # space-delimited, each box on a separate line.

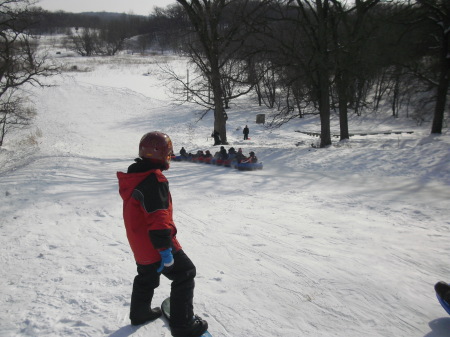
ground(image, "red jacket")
xmin=117 ymin=169 xmax=181 ymax=265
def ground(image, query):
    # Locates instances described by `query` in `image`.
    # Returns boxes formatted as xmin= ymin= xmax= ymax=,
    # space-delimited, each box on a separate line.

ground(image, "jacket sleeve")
xmin=132 ymin=173 xmax=173 ymax=249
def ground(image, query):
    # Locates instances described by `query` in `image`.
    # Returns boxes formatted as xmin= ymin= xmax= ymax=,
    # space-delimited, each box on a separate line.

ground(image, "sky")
xmin=37 ymin=0 xmax=177 ymax=15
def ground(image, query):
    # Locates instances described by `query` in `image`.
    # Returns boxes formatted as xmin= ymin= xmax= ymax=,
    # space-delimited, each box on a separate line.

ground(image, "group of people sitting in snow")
xmin=179 ymin=146 xmax=258 ymax=164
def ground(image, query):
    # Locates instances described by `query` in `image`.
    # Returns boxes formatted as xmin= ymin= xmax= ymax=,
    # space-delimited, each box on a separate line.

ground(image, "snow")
xmin=1 ymin=38 xmax=450 ymax=337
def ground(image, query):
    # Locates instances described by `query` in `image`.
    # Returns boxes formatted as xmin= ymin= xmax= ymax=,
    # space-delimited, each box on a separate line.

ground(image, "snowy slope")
xmin=0 ymin=40 xmax=449 ymax=337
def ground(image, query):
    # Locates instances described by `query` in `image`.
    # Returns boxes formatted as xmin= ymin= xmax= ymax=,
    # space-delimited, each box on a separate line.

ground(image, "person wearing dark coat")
xmin=180 ymin=147 xmax=187 ymax=158
xmin=228 ymin=147 xmax=237 ymax=160
xmin=211 ymin=130 xmax=221 ymax=145
xmin=243 ymin=125 xmax=249 ymax=140
xmin=219 ymin=146 xmax=228 ymax=160
xmin=247 ymin=151 xmax=258 ymax=163
xmin=235 ymin=148 xmax=246 ymax=163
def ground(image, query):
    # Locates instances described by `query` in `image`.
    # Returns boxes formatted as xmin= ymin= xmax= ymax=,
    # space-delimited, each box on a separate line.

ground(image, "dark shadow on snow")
xmin=108 ymin=319 xmax=170 ymax=337
xmin=107 ymin=325 xmax=139 ymax=337
xmin=424 ymin=317 xmax=450 ymax=337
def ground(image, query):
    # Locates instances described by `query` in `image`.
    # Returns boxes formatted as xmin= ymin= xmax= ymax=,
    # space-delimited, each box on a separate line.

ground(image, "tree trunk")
xmin=319 ymin=71 xmax=332 ymax=148
xmin=338 ymin=99 xmax=349 ymax=141
xmin=176 ymin=0 xmax=229 ymax=142
xmin=317 ymin=0 xmax=332 ymax=148
xmin=335 ymin=70 xmax=350 ymax=140
xmin=431 ymin=27 xmax=450 ymax=134
xmin=211 ymin=66 xmax=228 ymax=144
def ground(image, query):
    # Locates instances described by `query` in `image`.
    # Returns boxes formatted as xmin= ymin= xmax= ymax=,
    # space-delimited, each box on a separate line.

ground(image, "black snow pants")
xmin=130 ymin=249 xmax=196 ymax=327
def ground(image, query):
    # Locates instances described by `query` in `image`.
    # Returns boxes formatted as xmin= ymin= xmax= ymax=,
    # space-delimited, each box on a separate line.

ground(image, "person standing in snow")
xmin=243 ymin=125 xmax=249 ymax=140
xmin=117 ymin=131 xmax=208 ymax=337
xmin=211 ymin=130 xmax=221 ymax=145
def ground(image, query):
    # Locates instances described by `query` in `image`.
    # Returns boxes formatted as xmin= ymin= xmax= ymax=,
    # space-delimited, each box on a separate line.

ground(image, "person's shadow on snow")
xmin=107 ymin=325 xmax=138 ymax=337
xmin=108 ymin=320 xmax=170 ymax=337
xmin=424 ymin=317 xmax=450 ymax=337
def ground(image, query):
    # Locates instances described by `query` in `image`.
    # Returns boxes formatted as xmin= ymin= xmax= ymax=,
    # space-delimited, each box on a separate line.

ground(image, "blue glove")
xmin=157 ymin=248 xmax=174 ymax=273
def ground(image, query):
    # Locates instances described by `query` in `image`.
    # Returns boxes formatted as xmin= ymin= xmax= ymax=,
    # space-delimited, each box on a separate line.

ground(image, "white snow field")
xmin=0 ymin=38 xmax=449 ymax=337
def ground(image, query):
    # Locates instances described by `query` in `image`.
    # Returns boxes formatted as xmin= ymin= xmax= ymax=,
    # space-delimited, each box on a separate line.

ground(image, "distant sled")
xmin=435 ymin=282 xmax=450 ymax=315
xmin=223 ymin=159 xmax=232 ymax=167
xmin=236 ymin=162 xmax=263 ymax=171
xmin=437 ymin=294 xmax=450 ymax=315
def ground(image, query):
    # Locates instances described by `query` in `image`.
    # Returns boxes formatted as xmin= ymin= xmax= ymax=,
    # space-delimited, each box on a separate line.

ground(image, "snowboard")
xmin=161 ymin=297 xmax=213 ymax=337
xmin=435 ymin=282 xmax=450 ymax=315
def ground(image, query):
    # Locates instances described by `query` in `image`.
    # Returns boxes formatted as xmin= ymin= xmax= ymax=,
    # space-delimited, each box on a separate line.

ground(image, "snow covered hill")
xmin=0 ymin=40 xmax=449 ymax=337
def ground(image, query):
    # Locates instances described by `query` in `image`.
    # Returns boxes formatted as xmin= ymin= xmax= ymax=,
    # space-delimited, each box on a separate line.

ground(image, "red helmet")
xmin=139 ymin=131 xmax=173 ymax=169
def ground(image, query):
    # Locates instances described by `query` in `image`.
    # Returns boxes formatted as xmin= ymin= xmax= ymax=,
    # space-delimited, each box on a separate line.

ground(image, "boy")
xmin=117 ymin=131 xmax=208 ymax=337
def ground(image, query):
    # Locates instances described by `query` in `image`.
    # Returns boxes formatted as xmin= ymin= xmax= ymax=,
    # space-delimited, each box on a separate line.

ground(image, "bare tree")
xmin=416 ymin=0 xmax=449 ymax=134
xmin=176 ymin=0 xmax=269 ymax=145
xmin=328 ymin=0 xmax=381 ymax=141
xmin=175 ymin=0 xmax=233 ymax=145
xmin=65 ymin=27 xmax=99 ymax=56
xmin=0 ymin=91 xmax=35 ymax=146
xmin=151 ymin=4 xmax=191 ymax=54
xmin=276 ymin=0 xmax=333 ymax=147
xmin=98 ymin=20 xmax=129 ymax=56
xmin=0 ymin=0 xmax=58 ymax=146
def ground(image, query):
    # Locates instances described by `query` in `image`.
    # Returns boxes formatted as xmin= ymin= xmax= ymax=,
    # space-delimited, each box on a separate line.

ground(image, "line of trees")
xmin=31 ymin=7 xmax=188 ymax=56
xmin=166 ymin=0 xmax=448 ymax=147
xmin=132 ymin=0 xmax=446 ymax=147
